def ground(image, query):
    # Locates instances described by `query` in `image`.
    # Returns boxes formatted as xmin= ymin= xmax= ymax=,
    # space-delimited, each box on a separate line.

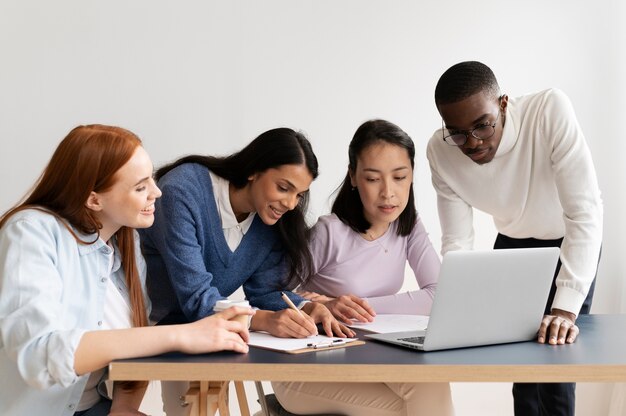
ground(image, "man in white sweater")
xmin=426 ymin=61 xmax=602 ymax=416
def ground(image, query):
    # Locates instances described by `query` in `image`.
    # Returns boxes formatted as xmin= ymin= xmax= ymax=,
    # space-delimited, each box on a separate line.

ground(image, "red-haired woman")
xmin=0 ymin=125 xmax=254 ymax=416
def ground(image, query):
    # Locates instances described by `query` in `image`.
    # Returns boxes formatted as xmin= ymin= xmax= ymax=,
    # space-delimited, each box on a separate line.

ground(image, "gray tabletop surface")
xmin=113 ymin=314 xmax=626 ymax=367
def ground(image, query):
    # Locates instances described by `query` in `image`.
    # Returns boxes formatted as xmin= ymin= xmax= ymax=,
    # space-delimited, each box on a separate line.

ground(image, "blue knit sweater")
xmin=139 ymin=163 xmax=304 ymax=323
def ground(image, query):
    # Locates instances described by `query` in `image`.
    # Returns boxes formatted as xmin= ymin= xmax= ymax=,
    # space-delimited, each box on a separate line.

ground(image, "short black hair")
xmin=435 ymin=61 xmax=500 ymax=106
xmin=331 ymin=119 xmax=417 ymax=237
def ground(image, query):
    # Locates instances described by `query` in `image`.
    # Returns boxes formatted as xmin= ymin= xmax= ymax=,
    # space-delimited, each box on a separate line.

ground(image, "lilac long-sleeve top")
xmin=301 ymin=214 xmax=441 ymax=315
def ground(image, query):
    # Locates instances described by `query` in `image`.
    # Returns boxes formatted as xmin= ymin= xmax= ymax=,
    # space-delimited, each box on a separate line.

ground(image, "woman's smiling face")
xmin=248 ymin=163 xmax=313 ymax=226
xmin=87 ymin=146 xmax=162 ymax=241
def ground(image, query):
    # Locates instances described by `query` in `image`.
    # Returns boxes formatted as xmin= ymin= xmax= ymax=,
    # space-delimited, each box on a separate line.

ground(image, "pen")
xmin=307 ymin=339 xmax=347 ymax=349
xmin=281 ymin=292 xmax=305 ymax=317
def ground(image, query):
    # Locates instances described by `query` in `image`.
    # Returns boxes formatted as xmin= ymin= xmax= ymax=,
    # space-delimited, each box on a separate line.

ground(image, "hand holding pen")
xmin=247 ymin=293 xmax=318 ymax=338
xmin=283 ymin=291 xmax=354 ymax=337
xmin=249 ymin=292 xmax=354 ymax=339
xmin=250 ymin=303 xmax=317 ymax=338
xmin=250 ymin=292 xmax=318 ymax=338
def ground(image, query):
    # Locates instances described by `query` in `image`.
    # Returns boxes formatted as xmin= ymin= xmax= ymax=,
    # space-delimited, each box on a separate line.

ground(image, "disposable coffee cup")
xmin=213 ymin=299 xmax=252 ymax=327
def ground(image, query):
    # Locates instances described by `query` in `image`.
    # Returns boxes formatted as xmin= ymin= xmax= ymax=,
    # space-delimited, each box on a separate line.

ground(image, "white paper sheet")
xmin=347 ymin=314 xmax=429 ymax=333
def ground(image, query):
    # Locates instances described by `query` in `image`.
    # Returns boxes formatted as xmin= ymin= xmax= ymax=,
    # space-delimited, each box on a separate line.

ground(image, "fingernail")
xmin=538 ymin=337 xmax=544 ymax=343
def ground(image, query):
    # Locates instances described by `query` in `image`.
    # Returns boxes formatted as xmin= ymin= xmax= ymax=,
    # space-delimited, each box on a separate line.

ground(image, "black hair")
xmin=435 ymin=61 xmax=500 ymax=106
xmin=156 ymin=128 xmax=318 ymax=287
xmin=331 ymin=119 xmax=417 ymax=236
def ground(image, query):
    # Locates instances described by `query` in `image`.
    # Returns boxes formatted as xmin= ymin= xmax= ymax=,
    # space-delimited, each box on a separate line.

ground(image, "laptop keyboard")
xmin=398 ymin=336 xmax=425 ymax=345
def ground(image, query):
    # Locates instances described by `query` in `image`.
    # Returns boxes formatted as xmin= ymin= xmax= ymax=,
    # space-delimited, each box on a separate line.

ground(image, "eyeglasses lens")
xmin=473 ymin=125 xmax=495 ymax=140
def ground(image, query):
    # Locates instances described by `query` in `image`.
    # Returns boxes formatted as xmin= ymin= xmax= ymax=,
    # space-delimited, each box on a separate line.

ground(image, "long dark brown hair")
xmin=156 ymin=127 xmax=319 ymax=287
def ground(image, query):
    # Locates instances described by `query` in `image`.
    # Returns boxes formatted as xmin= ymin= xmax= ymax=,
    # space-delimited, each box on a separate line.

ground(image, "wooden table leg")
xmin=234 ymin=381 xmax=250 ymax=416
xmin=185 ymin=380 xmax=240 ymax=416
xmin=199 ymin=381 xmax=209 ymax=416
xmin=216 ymin=381 xmax=230 ymax=416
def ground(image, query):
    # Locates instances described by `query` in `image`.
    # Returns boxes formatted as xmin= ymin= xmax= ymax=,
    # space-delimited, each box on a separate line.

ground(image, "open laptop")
xmin=366 ymin=247 xmax=560 ymax=351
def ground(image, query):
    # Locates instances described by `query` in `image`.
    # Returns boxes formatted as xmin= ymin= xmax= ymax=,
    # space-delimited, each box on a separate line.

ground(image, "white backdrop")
xmin=1 ymin=1 xmax=625 ymax=415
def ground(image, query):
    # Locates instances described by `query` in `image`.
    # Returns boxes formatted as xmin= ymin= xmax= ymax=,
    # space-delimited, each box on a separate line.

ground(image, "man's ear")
xmin=85 ymin=192 xmax=103 ymax=212
xmin=500 ymin=94 xmax=509 ymax=111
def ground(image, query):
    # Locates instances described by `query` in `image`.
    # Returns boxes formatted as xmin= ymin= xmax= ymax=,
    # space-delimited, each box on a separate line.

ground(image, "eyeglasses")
xmin=441 ymin=106 xmax=502 ymax=147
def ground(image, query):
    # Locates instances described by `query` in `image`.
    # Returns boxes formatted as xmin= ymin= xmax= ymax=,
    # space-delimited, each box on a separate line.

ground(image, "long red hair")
xmin=1 ymin=124 xmax=148 ymax=329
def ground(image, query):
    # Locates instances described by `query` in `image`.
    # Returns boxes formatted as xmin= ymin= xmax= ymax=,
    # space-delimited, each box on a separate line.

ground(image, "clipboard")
xmin=248 ymin=331 xmax=365 ymax=354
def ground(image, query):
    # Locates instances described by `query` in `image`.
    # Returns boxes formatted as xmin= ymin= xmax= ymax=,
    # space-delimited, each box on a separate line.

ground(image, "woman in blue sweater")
xmin=139 ymin=128 xmax=349 ymax=414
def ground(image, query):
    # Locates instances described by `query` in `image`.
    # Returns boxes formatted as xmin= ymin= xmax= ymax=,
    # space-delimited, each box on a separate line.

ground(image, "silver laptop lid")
xmin=421 ymin=247 xmax=560 ymax=351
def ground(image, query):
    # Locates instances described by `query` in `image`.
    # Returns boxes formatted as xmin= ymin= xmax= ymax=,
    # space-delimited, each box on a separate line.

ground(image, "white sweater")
xmin=427 ymin=88 xmax=603 ymax=315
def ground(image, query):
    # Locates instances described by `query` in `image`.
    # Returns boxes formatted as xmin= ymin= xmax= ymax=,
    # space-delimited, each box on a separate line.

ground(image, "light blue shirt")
xmin=0 ymin=209 xmax=148 ymax=415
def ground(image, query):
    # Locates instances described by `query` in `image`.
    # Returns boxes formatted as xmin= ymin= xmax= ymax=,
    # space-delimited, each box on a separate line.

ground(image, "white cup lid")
xmin=213 ymin=299 xmax=250 ymax=311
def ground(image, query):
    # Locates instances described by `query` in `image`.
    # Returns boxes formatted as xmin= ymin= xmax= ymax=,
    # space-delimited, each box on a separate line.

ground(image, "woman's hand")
xmin=176 ymin=306 xmax=255 ymax=354
xmin=301 ymin=302 xmax=355 ymax=338
xmin=317 ymin=294 xmax=376 ymax=324
xmin=75 ymin=307 xmax=255 ymax=376
xmin=250 ymin=309 xmax=318 ymax=338
xmin=296 ymin=290 xmax=376 ymax=324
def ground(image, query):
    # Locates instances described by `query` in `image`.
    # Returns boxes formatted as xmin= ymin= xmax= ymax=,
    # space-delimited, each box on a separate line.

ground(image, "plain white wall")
xmin=1 ymin=1 xmax=624 ymax=415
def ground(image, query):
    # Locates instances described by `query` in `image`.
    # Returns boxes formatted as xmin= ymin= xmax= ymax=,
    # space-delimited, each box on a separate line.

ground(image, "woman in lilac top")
xmin=273 ymin=120 xmax=454 ymax=416
xmin=300 ymin=119 xmax=441 ymax=320
xmin=300 ymin=204 xmax=439 ymax=318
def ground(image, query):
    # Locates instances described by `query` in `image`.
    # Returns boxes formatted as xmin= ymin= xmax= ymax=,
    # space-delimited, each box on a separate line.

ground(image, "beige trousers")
xmin=161 ymin=381 xmax=191 ymax=416
xmin=272 ymin=381 xmax=454 ymax=416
